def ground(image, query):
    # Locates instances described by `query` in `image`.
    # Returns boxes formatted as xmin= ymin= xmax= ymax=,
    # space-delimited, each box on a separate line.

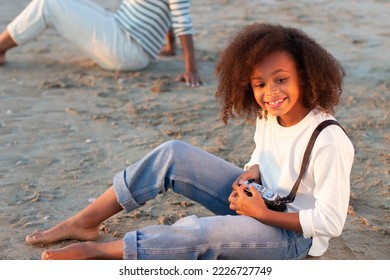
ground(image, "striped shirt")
xmin=114 ymin=0 xmax=194 ymax=59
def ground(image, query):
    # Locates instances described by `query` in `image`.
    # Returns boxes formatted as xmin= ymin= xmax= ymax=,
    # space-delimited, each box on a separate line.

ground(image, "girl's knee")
xmin=41 ymin=0 xmax=59 ymax=7
xmin=159 ymin=140 xmax=188 ymax=152
xmin=154 ymin=140 xmax=192 ymax=161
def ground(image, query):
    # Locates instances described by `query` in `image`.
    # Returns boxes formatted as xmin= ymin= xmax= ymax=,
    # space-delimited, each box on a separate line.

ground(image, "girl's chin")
xmin=264 ymin=107 xmax=286 ymax=116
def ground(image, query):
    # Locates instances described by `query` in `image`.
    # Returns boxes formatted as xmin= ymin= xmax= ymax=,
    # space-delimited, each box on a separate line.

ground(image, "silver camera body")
xmin=244 ymin=181 xmax=282 ymax=206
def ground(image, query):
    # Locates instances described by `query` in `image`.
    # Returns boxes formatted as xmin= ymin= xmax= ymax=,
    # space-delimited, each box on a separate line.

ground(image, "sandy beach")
xmin=0 ymin=0 xmax=389 ymax=260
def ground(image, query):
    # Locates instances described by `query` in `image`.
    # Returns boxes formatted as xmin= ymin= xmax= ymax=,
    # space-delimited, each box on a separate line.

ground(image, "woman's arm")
xmin=175 ymin=34 xmax=202 ymax=87
xmin=167 ymin=0 xmax=202 ymax=87
xmin=159 ymin=28 xmax=176 ymax=56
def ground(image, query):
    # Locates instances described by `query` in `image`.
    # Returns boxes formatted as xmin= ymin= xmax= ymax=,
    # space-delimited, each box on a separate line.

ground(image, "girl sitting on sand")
xmin=0 ymin=0 xmax=202 ymax=87
xmin=25 ymin=23 xmax=354 ymax=260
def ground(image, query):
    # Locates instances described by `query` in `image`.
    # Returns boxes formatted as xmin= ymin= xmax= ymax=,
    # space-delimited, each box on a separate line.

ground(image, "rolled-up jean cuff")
xmin=113 ymin=170 xmax=141 ymax=212
xmin=123 ymin=231 xmax=138 ymax=260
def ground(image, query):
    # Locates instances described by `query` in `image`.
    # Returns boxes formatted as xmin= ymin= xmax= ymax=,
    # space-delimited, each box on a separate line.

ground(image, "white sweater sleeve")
xmin=244 ymin=118 xmax=262 ymax=170
xmin=299 ymin=141 xmax=354 ymax=238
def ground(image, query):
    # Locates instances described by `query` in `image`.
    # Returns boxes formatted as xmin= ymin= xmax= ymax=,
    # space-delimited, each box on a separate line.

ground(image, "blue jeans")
xmin=113 ymin=140 xmax=312 ymax=259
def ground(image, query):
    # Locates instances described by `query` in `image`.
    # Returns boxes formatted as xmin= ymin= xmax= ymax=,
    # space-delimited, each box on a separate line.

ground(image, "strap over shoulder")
xmin=279 ymin=120 xmax=345 ymax=204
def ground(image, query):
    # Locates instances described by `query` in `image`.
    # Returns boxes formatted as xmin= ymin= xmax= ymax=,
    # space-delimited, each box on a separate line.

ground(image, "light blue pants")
xmin=113 ymin=140 xmax=312 ymax=259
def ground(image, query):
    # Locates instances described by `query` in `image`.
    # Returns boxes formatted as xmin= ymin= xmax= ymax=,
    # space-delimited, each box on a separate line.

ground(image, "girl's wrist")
xmin=255 ymin=207 xmax=271 ymax=222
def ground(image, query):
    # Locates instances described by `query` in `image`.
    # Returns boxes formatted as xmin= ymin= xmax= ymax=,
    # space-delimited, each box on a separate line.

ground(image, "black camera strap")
xmin=279 ymin=120 xmax=346 ymax=204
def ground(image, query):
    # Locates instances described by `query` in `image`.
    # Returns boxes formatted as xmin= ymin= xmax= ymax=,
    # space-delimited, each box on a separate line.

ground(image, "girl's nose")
xmin=266 ymin=84 xmax=279 ymax=96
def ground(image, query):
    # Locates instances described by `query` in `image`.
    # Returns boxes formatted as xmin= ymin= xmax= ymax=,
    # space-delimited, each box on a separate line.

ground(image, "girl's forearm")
xmin=257 ymin=210 xmax=303 ymax=233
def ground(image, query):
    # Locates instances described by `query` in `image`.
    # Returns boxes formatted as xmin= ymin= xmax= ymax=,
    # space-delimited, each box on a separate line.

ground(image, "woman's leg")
xmin=25 ymin=186 xmax=122 ymax=245
xmin=0 ymin=30 xmax=16 ymax=64
xmin=6 ymin=0 xmax=110 ymax=42
xmin=0 ymin=0 xmax=103 ymax=65
xmin=3 ymin=0 xmax=149 ymax=70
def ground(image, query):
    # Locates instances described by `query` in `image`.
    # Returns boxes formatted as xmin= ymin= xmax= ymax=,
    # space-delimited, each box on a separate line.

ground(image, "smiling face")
xmin=250 ymin=51 xmax=310 ymax=127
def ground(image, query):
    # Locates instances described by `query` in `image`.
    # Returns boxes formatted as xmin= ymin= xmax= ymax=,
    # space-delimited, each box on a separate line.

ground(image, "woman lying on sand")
xmin=0 ymin=0 xmax=202 ymax=87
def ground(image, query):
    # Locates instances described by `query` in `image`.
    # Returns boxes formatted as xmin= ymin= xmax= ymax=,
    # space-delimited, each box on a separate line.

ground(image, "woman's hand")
xmin=177 ymin=34 xmax=203 ymax=87
xmin=175 ymin=71 xmax=202 ymax=87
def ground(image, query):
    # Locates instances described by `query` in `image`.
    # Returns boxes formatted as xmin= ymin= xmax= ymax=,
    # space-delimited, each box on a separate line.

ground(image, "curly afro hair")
xmin=215 ymin=23 xmax=345 ymax=124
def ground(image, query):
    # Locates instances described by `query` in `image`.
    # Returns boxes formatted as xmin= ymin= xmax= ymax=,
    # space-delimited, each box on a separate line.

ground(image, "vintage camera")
xmin=243 ymin=181 xmax=286 ymax=212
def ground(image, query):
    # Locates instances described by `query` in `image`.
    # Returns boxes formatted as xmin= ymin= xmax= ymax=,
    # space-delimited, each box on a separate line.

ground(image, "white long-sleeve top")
xmin=244 ymin=110 xmax=354 ymax=256
xmin=114 ymin=0 xmax=194 ymax=59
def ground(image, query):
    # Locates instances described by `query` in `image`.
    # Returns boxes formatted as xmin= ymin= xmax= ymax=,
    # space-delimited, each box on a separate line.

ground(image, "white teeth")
xmin=268 ymin=99 xmax=283 ymax=105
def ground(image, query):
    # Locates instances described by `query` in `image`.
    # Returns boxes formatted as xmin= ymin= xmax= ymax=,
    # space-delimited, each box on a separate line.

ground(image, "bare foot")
xmin=26 ymin=186 xmax=122 ymax=246
xmin=25 ymin=218 xmax=99 ymax=246
xmin=41 ymin=240 xmax=124 ymax=260
xmin=0 ymin=30 xmax=17 ymax=64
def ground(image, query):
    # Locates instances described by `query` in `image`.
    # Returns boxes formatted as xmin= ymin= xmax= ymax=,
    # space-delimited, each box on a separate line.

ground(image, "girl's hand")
xmin=232 ymin=164 xmax=261 ymax=191
xmin=228 ymin=184 xmax=269 ymax=218
xmin=230 ymin=165 xmax=303 ymax=232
